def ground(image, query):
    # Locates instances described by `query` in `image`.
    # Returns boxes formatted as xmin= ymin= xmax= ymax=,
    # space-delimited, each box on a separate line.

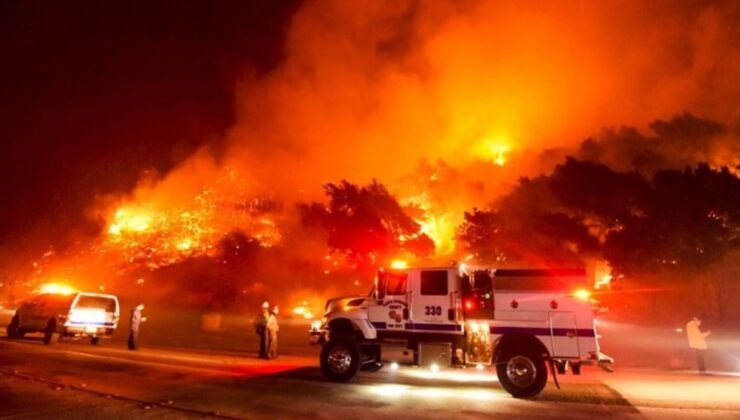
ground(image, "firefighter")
xmin=128 ymin=303 xmax=146 ymax=350
xmin=254 ymin=301 xmax=270 ymax=359
xmin=266 ymin=305 xmax=279 ymax=359
xmin=686 ymin=316 xmax=711 ymax=374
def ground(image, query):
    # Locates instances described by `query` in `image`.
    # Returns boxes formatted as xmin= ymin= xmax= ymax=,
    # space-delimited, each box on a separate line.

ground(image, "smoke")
xmin=222 ymin=0 xmax=740 ymax=194
xmin=99 ymin=0 xmax=740 ymax=226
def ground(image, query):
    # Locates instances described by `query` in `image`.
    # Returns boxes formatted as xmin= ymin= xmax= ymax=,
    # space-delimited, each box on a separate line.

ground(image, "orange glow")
xmin=292 ymin=301 xmax=315 ymax=319
xmin=390 ymin=260 xmax=408 ymax=270
xmin=573 ymin=288 xmax=591 ymax=301
xmin=38 ymin=283 xmax=75 ymax=295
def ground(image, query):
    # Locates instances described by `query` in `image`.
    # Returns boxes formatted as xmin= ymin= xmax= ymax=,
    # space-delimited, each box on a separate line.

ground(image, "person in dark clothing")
xmin=254 ymin=301 xmax=270 ymax=359
xmin=128 ymin=303 xmax=146 ymax=350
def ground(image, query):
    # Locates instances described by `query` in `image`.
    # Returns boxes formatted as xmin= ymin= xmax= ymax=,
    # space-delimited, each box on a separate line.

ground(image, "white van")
xmin=6 ymin=292 xmax=120 ymax=345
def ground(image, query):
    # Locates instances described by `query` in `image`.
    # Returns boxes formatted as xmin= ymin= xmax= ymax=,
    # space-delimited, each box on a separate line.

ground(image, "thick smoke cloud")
xmin=222 ymin=0 xmax=740 ymax=196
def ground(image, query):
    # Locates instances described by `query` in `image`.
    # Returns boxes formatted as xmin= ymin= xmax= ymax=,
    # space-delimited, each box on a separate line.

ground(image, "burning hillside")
xmin=1 ymin=1 xmax=739 ymax=323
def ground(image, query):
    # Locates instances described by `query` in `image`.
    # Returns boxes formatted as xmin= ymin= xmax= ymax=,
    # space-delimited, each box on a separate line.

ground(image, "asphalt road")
xmin=1 ymin=329 xmax=739 ymax=419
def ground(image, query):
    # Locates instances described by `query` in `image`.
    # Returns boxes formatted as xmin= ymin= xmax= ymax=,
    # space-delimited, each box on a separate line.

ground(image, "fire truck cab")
xmin=311 ymin=266 xmax=610 ymax=398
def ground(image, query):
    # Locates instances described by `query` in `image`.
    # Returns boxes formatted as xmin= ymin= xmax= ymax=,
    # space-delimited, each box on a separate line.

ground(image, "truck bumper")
xmin=64 ymin=325 xmax=115 ymax=337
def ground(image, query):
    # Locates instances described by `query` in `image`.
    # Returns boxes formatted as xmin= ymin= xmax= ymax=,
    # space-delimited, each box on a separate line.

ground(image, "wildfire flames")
xmin=101 ymin=170 xmax=282 ymax=270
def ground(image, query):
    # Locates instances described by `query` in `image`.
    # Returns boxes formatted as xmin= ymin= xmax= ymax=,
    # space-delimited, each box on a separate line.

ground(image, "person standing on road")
xmin=686 ymin=316 xmax=711 ymax=374
xmin=266 ymin=305 xmax=279 ymax=360
xmin=128 ymin=303 xmax=146 ymax=350
xmin=254 ymin=301 xmax=270 ymax=359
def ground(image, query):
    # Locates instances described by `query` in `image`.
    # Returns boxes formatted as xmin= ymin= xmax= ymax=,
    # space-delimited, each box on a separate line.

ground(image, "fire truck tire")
xmin=90 ymin=336 xmax=100 ymax=346
xmin=496 ymin=348 xmax=548 ymax=398
xmin=43 ymin=319 xmax=60 ymax=345
xmin=6 ymin=315 xmax=24 ymax=339
xmin=321 ymin=338 xmax=360 ymax=382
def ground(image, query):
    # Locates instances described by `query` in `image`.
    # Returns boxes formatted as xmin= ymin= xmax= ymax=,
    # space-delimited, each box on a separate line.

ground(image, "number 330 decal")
xmin=424 ymin=305 xmax=442 ymax=316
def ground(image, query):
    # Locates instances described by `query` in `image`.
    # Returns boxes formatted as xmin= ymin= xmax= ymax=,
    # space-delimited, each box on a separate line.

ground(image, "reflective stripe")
xmin=67 ymin=321 xmax=114 ymax=326
xmin=371 ymin=322 xmax=595 ymax=337
xmin=371 ymin=321 xmax=462 ymax=332
xmin=490 ymin=326 xmax=596 ymax=337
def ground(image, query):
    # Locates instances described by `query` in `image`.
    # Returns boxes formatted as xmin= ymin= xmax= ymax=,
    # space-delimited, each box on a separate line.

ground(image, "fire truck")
xmin=310 ymin=265 xmax=612 ymax=398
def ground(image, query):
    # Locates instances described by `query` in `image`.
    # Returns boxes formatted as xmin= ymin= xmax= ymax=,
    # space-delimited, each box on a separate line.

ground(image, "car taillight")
xmin=68 ymin=309 xmax=105 ymax=324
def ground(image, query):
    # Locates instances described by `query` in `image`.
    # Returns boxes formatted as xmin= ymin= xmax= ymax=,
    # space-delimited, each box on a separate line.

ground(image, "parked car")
xmin=6 ymin=292 xmax=120 ymax=345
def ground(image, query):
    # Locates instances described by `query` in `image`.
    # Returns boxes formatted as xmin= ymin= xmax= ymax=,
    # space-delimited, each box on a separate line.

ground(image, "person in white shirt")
xmin=686 ymin=316 xmax=711 ymax=374
xmin=266 ymin=305 xmax=280 ymax=359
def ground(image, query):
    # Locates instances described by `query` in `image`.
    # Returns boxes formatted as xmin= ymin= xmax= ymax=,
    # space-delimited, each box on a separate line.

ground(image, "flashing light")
xmin=459 ymin=263 xmax=468 ymax=274
xmin=573 ymin=288 xmax=591 ymax=301
xmin=430 ymin=363 xmax=440 ymax=372
xmin=39 ymin=283 xmax=75 ymax=295
xmin=464 ymin=298 xmax=476 ymax=311
xmin=390 ymin=362 xmax=399 ymax=371
xmin=390 ymin=260 xmax=408 ymax=270
xmin=476 ymin=363 xmax=484 ymax=371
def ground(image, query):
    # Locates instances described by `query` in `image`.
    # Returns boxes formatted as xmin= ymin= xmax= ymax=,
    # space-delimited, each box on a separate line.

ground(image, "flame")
xmin=403 ymin=192 xmax=458 ymax=256
xmin=390 ymin=259 xmax=408 ymax=269
xmin=99 ymin=169 xmax=282 ymax=269
xmin=108 ymin=208 xmax=152 ymax=235
xmin=493 ymin=145 xmax=508 ymax=167
xmin=292 ymin=300 xmax=315 ymax=319
xmin=39 ymin=283 xmax=76 ymax=295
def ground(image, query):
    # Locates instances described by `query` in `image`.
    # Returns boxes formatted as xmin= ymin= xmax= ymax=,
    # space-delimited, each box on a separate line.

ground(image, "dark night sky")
xmin=0 ymin=1 xmax=299 ymax=249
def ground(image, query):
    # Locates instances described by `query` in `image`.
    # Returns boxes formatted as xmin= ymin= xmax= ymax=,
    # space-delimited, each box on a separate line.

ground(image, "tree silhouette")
xmin=300 ymin=180 xmax=434 ymax=270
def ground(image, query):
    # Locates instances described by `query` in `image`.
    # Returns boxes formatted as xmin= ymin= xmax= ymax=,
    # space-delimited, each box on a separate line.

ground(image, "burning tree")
xmin=300 ymin=180 xmax=434 ymax=272
xmin=458 ymin=157 xmax=740 ymax=324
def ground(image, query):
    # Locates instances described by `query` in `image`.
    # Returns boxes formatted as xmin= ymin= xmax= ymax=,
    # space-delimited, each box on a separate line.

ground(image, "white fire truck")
xmin=310 ymin=266 xmax=612 ymax=398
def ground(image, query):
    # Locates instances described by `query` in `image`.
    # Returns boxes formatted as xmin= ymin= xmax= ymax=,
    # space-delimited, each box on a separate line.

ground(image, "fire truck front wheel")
xmin=321 ymin=338 xmax=360 ymax=382
xmin=496 ymin=349 xmax=548 ymax=398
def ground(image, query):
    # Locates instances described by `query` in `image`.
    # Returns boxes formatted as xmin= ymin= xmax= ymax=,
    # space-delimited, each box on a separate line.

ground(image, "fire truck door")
xmin=368 ymin=270 xmax=408 ymax=331
xmin=549 ymin=312 xmax=580 ymax=358
xmin=409 ymin=269 xmax=458 ymax=331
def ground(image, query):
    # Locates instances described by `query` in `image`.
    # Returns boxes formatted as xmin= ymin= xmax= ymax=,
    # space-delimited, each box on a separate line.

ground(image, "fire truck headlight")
xmin=390 ymin=362 xmax=399 ymax=371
